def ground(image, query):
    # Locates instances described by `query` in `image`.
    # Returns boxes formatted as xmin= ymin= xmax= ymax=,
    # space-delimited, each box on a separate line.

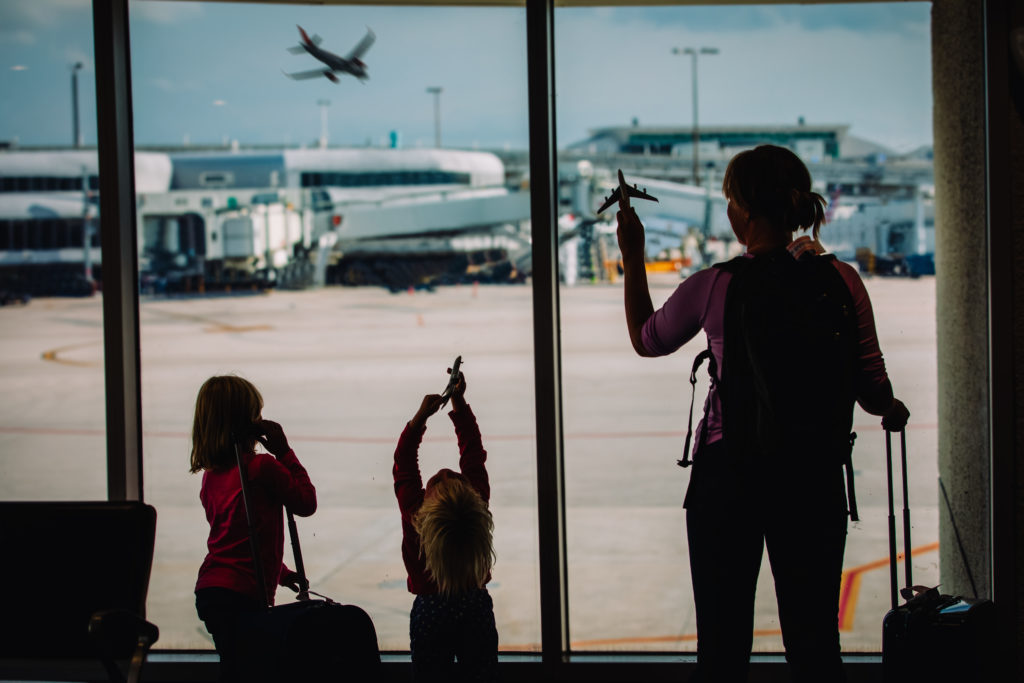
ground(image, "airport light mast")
xmin=426 ymin=86 xmax=442 ymax=148
xmin=71 ymin=62 xmax=83 ymax=148
xmin=672 ymin=47 xmax=718 ymax=187
xmin=317 ymin=99 xmax=331 ymax=149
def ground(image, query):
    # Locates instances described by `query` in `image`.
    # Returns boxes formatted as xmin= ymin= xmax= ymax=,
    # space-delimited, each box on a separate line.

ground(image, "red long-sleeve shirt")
xmin=195 ymin=449 xmax=316 ymax=605
xmin=393 ymin=404 xmax=490 ymax=595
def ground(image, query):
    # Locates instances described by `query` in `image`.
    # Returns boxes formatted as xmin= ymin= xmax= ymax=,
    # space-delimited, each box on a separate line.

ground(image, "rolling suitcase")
xmin=233 ymin=441 xmax=381 ymax=682
xmin=880 ymin=429 xmax=996 ymax=682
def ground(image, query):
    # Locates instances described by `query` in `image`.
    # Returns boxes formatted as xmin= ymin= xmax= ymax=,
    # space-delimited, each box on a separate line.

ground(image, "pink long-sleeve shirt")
xmin=641 ymin=254 xmax=889 ymax=450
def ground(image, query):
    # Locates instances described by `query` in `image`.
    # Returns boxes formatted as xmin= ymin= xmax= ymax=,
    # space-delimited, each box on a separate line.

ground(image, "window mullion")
xmin=92 ymin=0 xmax=143 ymax=502
xmin=526 ymin=0 xmax=570 ymax=664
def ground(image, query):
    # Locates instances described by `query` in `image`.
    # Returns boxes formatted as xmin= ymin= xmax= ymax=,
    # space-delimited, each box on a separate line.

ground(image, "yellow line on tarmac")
xmin=40 ymin=341 xmax=100 ymax=367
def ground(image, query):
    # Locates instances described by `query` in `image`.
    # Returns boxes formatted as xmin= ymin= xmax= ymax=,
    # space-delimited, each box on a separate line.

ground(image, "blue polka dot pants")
xmin=410 ymin=588 xmax=498 ymax=682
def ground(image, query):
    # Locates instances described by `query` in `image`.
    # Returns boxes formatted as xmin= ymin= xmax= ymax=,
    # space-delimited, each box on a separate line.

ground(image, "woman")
xmin=616 ymin=147 xmax=909 ymax=683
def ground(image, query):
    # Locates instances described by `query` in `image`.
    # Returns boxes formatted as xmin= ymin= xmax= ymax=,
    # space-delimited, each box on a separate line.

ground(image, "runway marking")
xmin=145 ymin=308 xmax=272 ymax=333
xmin=39 ymin=311 xmax=269 ymax=365
xmin=499 ymin=543 xmax=941 ymax=651
xmin=837 ymin=541 xmax=939 ymax=631
xmin=499 ymin=628 xmax=783 ymax=651
xmin=40 ymin=342 xmax=101 ymax=367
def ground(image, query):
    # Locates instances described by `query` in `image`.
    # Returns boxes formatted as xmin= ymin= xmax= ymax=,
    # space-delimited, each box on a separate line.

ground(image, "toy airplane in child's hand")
xmin=440 ymin=355 xmax=462 ymax=408
xmin=596 ymin=174 xmax=659 ymax=214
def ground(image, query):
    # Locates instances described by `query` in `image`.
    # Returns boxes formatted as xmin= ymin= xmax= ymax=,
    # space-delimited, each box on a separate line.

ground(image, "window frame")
xmin=87 ymin=0 xmax=1017 ymax=676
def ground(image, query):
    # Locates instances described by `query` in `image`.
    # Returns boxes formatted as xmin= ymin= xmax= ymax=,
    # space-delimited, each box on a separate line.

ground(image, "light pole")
xmin=71 ymin=62 xmax=83 ymax=148
xmin=317 ymin=99 xmax=331 ymax=149
xmin=426 ymin=86 xmax=442 ymax=148
xmin=672 ymin=47 xmax=718 ymax=186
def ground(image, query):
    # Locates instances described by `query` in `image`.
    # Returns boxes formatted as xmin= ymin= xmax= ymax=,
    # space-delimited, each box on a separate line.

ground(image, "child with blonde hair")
xmin=393 ymin=368 xmax=497 ymax=682
xmin=191 ymin=375 xmax=317 ymax=682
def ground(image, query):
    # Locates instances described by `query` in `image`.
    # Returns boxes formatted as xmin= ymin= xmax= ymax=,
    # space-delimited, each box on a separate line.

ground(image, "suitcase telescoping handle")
xmin=234 ymin=437 xmax=311 ymax=609
xmin=286 ymin=509 xmax=311 ymax=600
xmin=885 ymin=429 xmax=912 ymax=610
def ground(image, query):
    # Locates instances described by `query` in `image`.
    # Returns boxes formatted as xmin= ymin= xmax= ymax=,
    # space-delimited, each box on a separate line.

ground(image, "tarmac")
xmin=0 ymin=272 xmax=937 ymax=654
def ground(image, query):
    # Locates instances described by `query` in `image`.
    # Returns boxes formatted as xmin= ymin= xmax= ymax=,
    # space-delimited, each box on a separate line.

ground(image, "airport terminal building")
xmin=568 ymin=122 xmax=898 ymax=163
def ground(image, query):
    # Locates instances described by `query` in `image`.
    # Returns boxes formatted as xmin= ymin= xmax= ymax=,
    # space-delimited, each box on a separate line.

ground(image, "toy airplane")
xmin=283 ymin=25 xmax=375 ymax=83
xmin=439 ymin=355 xmax=463 ymax=408
xmin=596 ymin=176 xmax=659 ymax=214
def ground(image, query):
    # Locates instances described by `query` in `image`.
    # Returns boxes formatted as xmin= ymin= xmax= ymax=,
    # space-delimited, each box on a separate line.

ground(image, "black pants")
xmin=684 ymin=440 xmax=849 ymax=683
xmin=195 ymin=587 xmax=262 ymax=683
xmin=410 ymin=588 xmax=499 ymax=682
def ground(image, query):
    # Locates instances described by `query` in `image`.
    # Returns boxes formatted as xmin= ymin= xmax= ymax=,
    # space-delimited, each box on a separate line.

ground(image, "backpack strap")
xmin=845 ymin=432 xmax=859 ymax=522
xmin=679 ymin=346 xmax=718 ymax=468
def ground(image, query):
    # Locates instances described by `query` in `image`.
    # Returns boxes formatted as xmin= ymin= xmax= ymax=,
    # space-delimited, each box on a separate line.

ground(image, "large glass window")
xmin=0 ymin=0 xmax=942 ymax=661
xmin=555 ymin=3 xmax=935 ymax=652
xmin=0 ymin=0 xmax=106 ymax=500
xmin=129 ymin=1 xmax=538 ymax=651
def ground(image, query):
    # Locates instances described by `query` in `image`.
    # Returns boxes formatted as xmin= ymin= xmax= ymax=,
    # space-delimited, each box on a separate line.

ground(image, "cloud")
xmin=0 ymin=0 xmax=89 ymax=28
xmin=145 ymin=77 xmax=202 ymax=94
xmin=0 ymin=29 xmax=36 ymax=46
xmin=129 ymin=1 xmax=204 ymax=25
xmin=579 ymin=3 xmax=929 ymax=36
xmin=0 ymin=0 xmax=88 ymax=46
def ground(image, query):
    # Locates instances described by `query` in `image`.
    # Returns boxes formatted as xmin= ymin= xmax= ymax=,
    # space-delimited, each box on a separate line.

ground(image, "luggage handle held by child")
xmin=233 ymin=435 xmax=313 ymax=609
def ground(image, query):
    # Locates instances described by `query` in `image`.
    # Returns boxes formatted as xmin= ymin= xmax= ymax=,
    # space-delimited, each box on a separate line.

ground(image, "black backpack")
xmin=681 ymin=248 xmax=861 ymax=514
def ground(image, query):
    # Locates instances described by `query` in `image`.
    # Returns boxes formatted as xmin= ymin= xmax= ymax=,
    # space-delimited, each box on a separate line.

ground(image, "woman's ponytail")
xmin=791 ymin=189 xmax=827 ymax=239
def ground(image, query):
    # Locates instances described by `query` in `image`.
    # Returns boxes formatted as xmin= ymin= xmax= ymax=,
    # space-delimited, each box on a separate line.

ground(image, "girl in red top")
xmin=191 ymin=375 xmax=317 ymax=682
xmin=393 ymin=369 xmax=497 ymax=682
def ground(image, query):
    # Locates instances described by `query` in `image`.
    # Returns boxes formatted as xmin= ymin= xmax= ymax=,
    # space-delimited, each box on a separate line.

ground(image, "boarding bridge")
xmin=583 ymin=174 xmax=730 ymax=237
xmin=327 ymin=187 xmax=532 ymax=244
xmin=315 ymin=187 xmax=533 ymax=289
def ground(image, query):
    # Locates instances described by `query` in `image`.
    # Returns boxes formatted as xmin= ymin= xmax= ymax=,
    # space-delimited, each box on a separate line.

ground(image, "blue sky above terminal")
xmin=1 ymin=1 xmax=931 ymax=152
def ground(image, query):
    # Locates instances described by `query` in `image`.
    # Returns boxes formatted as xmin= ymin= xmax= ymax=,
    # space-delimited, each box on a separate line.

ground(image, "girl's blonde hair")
xmin=190 ymin=375 xmax=263 ymax=473
xmin=413 ymin=476 xmax=495 ymax=595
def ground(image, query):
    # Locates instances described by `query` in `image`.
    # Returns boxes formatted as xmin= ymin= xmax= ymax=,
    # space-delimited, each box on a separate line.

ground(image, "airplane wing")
xmin=596 ymin=183 xmax=659 ymax=214
xmin=345 ymin=27 xmax=376 ymax=61
xmin=282 ymin=67 xmax=333 ymax=81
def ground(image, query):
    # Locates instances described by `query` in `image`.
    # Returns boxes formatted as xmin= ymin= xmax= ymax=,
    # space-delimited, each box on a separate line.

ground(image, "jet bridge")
xmin=586 ymin=175 xmax=730 ymax=237
xmin=320 ymin=186 xmax=533 ymax=289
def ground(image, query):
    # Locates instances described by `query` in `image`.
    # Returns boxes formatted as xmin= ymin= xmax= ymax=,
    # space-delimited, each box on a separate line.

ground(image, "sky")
xmin=0 ymin=1 xmax=932 ymax=153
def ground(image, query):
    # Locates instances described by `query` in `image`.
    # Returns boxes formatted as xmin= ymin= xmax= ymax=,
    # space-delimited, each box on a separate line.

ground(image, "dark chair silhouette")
xmin=0 ymin=501 xmax=158 ymax=683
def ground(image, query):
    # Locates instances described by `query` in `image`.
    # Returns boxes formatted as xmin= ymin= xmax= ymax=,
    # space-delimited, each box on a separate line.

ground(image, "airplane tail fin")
xmin=295 ymin=25 xmax=322 ymax=47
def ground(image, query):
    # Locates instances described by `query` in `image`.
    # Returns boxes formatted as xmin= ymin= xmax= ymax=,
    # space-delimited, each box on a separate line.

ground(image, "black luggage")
xmin=234 ymin=442 xmax=380 ymax=682
xmin=880 ymin=430 xmax=996 ymax=682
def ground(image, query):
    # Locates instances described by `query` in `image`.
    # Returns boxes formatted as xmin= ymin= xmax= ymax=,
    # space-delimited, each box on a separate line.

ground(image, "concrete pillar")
xmin=932 ymin=0 xmax=990 ymax=598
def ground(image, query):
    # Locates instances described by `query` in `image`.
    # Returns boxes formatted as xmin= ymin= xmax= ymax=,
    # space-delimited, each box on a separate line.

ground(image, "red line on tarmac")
xmin=0 ymin=424 xmax=938 ymax=443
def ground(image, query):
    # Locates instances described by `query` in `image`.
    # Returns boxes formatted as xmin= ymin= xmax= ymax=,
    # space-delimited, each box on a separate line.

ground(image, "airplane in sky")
xmin=283 ymin=25 xmax=376 ymax=83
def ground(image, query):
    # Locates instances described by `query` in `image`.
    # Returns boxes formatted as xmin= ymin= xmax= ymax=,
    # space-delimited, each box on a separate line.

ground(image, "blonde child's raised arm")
xmin=409 ymin=394 xmax=444 ymax=429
